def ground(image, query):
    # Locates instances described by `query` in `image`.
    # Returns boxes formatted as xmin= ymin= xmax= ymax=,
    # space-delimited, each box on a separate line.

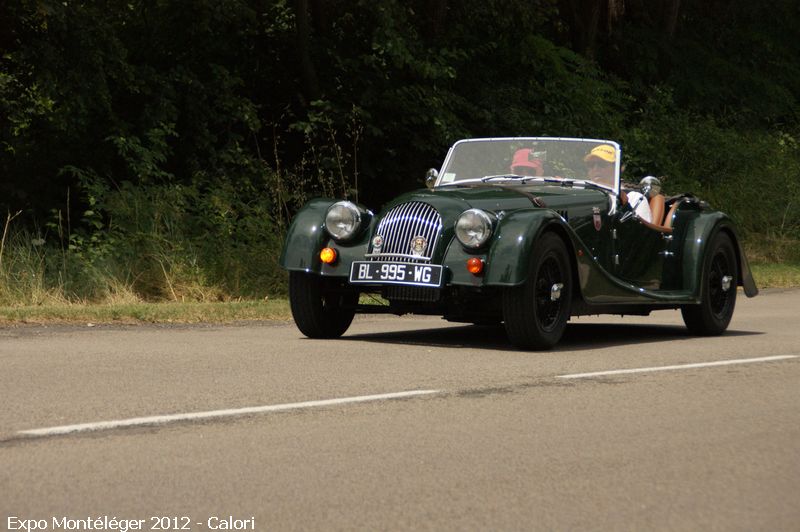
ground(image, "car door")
xmin=612 ymin=217 xmax=666 ymax=289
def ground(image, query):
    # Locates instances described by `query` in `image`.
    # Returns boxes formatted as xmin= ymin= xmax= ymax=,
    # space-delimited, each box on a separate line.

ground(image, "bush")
xmin=622 ymin=89 xmax=800 ymax=262
xmin=0 ymin=179 xmax=291 ymax=305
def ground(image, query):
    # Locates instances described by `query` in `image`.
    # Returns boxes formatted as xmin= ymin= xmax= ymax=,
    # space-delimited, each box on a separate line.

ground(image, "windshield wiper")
xmin=567 ymin=179 xmax=613 ymax=191
xmin=435 ymin=179 xmax=544 ymax=206
xmin=517 ymin=176 xmax=568 ymax=185
xmin=481 ymin=174 xmax=526 ymax=182
xmin=522 ymin=176 xmax=612 ymax=191
xmin=437 ymin=176 xmax=526 ymax=187
xmin=483 ymin=175 xmax=578 ymax=185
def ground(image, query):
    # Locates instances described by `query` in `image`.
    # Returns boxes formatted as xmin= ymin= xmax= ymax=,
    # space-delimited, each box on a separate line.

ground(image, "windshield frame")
xmin=435 ymin=137 xmax=622 ymax=196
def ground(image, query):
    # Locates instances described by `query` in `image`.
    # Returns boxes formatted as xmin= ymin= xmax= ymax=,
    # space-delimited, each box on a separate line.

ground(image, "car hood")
xmin=378 ymin=185 xmax=608 ymax=221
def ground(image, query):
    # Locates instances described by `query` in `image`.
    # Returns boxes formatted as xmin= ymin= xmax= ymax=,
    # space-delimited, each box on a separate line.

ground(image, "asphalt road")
xmin=2 ymin=290 xmax=799 ymax=531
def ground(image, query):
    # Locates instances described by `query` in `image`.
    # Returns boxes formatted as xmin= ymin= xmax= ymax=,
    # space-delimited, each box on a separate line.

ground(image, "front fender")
xmin=279 ymin=198 xmax=334 ymax=273
xmin=279 ymin=198 xmax=373 ymax=275
xmin=483 ymin=209 xmax=563 ymax=286
xmin=471 ymin=209 xmax=661 ymax=303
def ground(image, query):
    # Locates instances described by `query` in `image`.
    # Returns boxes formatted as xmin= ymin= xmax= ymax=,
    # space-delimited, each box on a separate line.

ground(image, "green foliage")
xmin=0 ymin=179 xmax=289 ymax=304
xmin=620 ymin=88 xmax=800 ymax=263
xmin=90 ymin=179 xmax=288 ymax=300
xmin=1 ymin=0 xmax=799 ymax=302
xmin=622 ymin=88 xmax=800 ymax=247
xmin=287 ymin=100 xmax=363 ymax=202
xmin=667 ymin=0 xmax=800 ymax=128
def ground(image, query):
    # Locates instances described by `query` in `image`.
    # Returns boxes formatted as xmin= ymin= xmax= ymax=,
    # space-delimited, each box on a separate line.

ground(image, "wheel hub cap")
xmin=550 ymin=283 xmax=564 ymax=302
xmin=721 ymin=275 xmax=733 ymax=292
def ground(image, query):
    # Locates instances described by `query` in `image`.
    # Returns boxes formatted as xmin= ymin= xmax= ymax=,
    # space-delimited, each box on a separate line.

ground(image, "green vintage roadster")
xmin=280 ymin=137 xmax=758 ymax=349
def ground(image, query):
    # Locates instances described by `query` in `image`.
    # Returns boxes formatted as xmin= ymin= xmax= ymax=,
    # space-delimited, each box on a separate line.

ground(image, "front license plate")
xmin=349 ymin=261 xmax=443 ymax=287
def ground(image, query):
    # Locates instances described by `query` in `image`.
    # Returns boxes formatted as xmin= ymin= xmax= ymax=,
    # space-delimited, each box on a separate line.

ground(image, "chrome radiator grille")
xmin=367 ymin=202 xmax=442 ymax=263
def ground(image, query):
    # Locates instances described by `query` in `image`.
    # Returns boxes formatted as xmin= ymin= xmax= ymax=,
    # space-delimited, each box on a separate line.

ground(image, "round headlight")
xmin=325 ymin=201 xmax=362 ymax=241
xmin=455 ymin=209 xmax=494 ymax=248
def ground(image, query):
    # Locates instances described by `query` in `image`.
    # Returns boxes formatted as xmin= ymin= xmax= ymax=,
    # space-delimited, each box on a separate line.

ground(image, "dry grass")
xmin=2 ymin=263 xmax=798 ymax=326
xmin=749 ymin=263 xmax=800 ymax=289
xmin=0 ymin=299 xmax=291 ymax=324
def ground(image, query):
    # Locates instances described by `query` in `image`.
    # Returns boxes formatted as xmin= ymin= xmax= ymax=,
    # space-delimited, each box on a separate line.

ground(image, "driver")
xmin=584 ymin=144 xmax=617 ymax=187
xmin=510 ymin=148 xmax=544 ymax=177
xmin=584 ymin=144 xmax=652 ymax=222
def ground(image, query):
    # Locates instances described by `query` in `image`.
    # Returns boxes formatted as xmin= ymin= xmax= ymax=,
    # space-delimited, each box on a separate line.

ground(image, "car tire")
xmin=681 ymin=231 xmax=738 ymax=335
xmin=503 ymin=232 xmax=572 ymax=350
xmin=289 ymin=271 xmax=357 ymax=338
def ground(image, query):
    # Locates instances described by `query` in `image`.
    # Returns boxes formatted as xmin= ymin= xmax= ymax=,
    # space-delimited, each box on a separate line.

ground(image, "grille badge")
xmin=410 ymin=236 xmax=428 ymax=256
xmin=372 ymin=235 xmax=384 ymax=252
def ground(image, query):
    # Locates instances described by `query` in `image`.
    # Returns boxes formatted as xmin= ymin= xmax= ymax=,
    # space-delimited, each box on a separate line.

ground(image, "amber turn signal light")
xmin=320 ymin=247 xmax=338 ymax=265
xmin=466 ymin=257 xmax=484 ymax=275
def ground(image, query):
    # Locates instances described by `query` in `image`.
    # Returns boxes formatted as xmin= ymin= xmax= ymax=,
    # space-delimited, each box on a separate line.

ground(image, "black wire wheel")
xmin=503 ymin=232 xmax=572 ymax=350
xmin=289 ymin=271 xmax=358 ymax=338
xmin=681 ymin=231 xmax=738 ymax=335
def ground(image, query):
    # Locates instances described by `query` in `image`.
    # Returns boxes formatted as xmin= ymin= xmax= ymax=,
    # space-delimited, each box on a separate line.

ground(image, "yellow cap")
xmin=584 ymin=144 xmax=616 ymax=163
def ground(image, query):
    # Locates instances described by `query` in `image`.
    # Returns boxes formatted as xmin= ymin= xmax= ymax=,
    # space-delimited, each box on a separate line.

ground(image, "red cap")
xmin=511 ymin=149 xmax=543 ymax=172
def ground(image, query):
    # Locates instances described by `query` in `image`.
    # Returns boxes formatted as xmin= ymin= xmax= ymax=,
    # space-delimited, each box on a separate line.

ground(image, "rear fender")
xmin=682 ymin=213 xmax=758 ymax=300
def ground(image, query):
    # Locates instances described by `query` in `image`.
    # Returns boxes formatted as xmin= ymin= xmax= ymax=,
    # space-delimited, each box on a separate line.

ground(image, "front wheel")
xmin=681 ymin=231 xmax=738 ymax=335
xmin=503 ymin=232 xmax=572 ymax=350
xmin=289 ymin=271 xmax=357 ymax=338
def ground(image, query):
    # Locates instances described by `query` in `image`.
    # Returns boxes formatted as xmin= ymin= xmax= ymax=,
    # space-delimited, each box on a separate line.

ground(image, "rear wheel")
xmin=289 ymin=271 xmax=357 ymax=338
xmin=681 ymin=231 xmax=738 ymax=335
xmin=503 ymin=232 xmax=572 ymax=350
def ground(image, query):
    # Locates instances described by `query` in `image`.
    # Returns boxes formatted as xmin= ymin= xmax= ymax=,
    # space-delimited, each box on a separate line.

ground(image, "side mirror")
xmin=425 ymin=168 xmax=439 ymax=189
xmin=640 ymin=176 xmax=662 ymax=198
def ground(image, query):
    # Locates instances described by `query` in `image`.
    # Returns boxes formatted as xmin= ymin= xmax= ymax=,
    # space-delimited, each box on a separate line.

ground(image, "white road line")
xmin=557 ymin=355 xmax=798 ymax=380
xmin=18 ymin=390 xmax=442 ymax=438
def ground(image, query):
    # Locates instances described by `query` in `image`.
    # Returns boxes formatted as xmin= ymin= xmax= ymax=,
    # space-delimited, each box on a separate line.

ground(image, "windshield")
xmin=437 ymin=138 xmax=620 ymax=192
